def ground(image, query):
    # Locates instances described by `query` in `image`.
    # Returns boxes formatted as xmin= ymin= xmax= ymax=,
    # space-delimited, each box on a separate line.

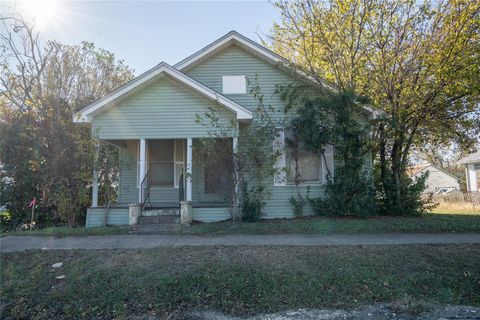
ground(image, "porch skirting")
xmin=85 ymin=206 xmax=231 ymax=228
xmin=86 ymin=207 xmax=130 ymax=227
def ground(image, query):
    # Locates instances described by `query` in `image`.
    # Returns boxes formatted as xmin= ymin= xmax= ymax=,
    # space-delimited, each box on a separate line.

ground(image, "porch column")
xmin=466 ymin=164 xmax=478 ymax=192
xmin=233 ymin=136 xmax=239 ymax=206
xmin=92 ymin=169 xmax=99 ymax=207
xmin=138 ymin=138 xmax=147 ymax=202
xmin=186 ymin=138 xmax=193 ymax=201
xmin=92 ymin=143 xmax=99 ymax=207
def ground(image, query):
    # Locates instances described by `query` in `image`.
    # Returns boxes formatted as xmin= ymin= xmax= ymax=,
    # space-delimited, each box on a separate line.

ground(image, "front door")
xmin=147 ymin=139 xmax=185 ymax=203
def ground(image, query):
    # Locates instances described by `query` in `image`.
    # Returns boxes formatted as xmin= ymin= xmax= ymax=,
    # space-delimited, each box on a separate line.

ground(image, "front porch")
xmin=87 ymin=137 xmax=236 ymax=227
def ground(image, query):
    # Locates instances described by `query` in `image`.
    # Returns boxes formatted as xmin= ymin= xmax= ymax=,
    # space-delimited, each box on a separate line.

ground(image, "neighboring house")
xmin=407 ymin=164 xmax=460 ymax=194
xmin=73 ymin=31 xmax=377 ymax=227
xmin=456 ymin=150 xmax=480 ymax=192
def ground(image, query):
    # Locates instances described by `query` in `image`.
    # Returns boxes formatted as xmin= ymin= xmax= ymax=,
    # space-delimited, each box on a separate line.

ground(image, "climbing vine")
xmin=279 ymin=86 xmax=378 ymax=217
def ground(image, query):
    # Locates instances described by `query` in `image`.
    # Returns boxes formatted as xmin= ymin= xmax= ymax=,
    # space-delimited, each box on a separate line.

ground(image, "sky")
xmin=2 ymin=1 xmax=281 ymax=75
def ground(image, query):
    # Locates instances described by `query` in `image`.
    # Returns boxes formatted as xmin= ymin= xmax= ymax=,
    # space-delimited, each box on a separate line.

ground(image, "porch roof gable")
xmin=73 ymin=62 xmax=253 ymax=123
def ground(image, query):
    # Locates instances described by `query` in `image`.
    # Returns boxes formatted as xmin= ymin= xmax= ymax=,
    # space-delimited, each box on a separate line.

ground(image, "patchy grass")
xmin=2 ymin=212 xmax=480 ymax=238
xmin=432 ymin=202 xmax=480 ymax=214
xmin=1 ymin=245 xmax=479 ymax=319
xmin=189 ymin=213 xmax=480 ymax=235
xmin=0 ymin=226 xmax=129 ymax=238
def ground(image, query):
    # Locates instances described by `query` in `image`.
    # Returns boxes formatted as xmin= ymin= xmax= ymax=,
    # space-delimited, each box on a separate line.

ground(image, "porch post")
xmin=466 ymin=163 xmax=478 ymax=192
xmin=186 ymin=138 xmax=193 ymax=201
xmin=92 ymin=169 xmax=99 ymax=207
xmin=138 ymin=138 xmax=146 ymax=202
xmin=92 ymin=143 xmax=99 ymax=207
xmin=466 ymin=166 xmax=471 ymax=191
xmin=233 ymin=135 xmax=239 ymax=206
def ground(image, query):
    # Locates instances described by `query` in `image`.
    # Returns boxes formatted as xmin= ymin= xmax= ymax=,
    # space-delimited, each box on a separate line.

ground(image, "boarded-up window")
xmin=222 ymin=75 xmax=246 ymax=94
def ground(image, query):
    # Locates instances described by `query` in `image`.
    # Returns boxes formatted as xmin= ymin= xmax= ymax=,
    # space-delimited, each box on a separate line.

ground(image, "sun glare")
xmin=18 ymin=0 xmax=59 ymax=29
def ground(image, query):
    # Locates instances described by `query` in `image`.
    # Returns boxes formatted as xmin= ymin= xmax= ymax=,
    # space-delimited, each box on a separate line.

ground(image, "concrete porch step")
xmin=129 ymin=223 xmax=181 ymax=235
xmin=142 ymin=207 xmax=179 ymax=216
xmin=138 ymin=215 xmax=179 ymax=225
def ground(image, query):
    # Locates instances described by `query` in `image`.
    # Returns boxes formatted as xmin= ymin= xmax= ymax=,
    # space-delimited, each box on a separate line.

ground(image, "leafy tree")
xmin=0 ymin=13 xmax=133 ymax=227
xmin=269 ymin=0 xmax=480 ymax=214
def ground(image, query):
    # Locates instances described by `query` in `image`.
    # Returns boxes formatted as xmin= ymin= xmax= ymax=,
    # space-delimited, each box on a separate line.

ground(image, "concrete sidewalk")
xmin=1 ymin=233 xmax=480 ymax=252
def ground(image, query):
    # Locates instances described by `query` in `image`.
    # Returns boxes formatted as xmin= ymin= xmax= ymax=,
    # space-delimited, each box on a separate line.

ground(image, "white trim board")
xmin=175 ymin=31 xmax=288 ymax=70
xmin=73 ymin=62 xmax=253 ymax=123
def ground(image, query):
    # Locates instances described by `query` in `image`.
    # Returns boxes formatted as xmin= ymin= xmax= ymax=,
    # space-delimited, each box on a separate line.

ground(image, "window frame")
xmin=273 ymin=128 xmax=334 ymax=187
xmin=285 ymin=139 xmax=323 ymax=186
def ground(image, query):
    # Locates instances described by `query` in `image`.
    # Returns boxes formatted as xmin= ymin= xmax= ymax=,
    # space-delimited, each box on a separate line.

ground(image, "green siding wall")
xmin=86 ymin=207 xmax=232 ymax=227
xmin=92 ymin=77 xmax=235 ymax=140
xmin=186 ymin=46 xmax=298 ymax=119
xmin=192 ymin=207 xmax=231 ymax=222
xmin=262 ymin=180 xmax=320 ymax=218
xmin=86 ymin=207 xmax=129 ymax=227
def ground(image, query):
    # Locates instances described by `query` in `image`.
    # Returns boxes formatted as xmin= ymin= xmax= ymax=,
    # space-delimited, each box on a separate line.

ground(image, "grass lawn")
xmin=188 ymin=212 xmax=480 ymax=235
xmin=2 ymin=212 xmax=480 ymax=237
xmin=1 ymin=245 xmax=479 ymax=319
xmin=0 ymin=226 xmax=129 ymax=238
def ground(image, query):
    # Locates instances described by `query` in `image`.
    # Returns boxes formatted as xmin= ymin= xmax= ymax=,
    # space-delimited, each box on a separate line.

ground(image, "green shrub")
xmin=0 ymin=209 xmax=13 ymax=230
xmin=376 ymin=170 xmax=432 ymax=216
xmin=241 ymin=184 xmax=265 ymax=222
xmin=289 ymin=194 xmax=306 ymax=218
xmin=308 ymin=168 xmax=377 ymax=217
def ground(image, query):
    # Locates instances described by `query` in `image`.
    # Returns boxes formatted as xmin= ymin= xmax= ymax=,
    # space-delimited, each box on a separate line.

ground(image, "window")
xmin=286 ymin=140 xmax=321 ymax=184
xmin=273 ymin=129 xmax=334 ymax=186
xmin=222 ymin=75 xmax=246 ymax=94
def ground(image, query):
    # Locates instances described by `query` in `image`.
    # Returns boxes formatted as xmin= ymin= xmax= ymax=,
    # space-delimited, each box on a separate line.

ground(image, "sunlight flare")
xmin=17 ymin=0 xmax=60 ymax=29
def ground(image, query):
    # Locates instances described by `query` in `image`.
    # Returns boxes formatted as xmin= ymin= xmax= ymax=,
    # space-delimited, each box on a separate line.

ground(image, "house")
xmin=456 ymin=150 xmax=480 ymax=192
xmin=73 ymin=31 xmax=377 ymax=228
xmin=407 ymin=164 xmax=460 ymax=194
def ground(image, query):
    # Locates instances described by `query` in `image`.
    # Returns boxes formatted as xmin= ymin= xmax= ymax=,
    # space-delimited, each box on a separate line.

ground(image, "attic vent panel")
xmin=222 ymin=75 xmax=246 ymax=94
